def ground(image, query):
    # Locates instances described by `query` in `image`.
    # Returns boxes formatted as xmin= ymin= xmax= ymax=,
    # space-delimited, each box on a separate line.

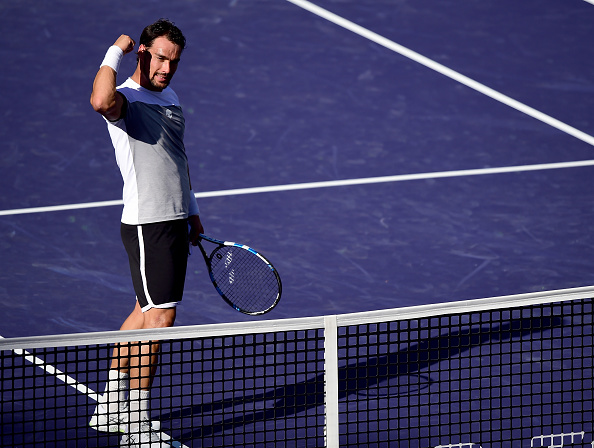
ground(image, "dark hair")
xmin=139 ymin=19 xmax=186 ymax=51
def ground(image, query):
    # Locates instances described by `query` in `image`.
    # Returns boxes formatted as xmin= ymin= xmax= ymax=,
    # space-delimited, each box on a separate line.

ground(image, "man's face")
xmin=138 ymin=36 xmax=182 ymax=91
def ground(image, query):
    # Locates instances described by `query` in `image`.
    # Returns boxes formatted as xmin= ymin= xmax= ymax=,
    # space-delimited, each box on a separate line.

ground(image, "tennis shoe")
xmin=120 ymin=422 xmax=170 ymax=447
xmin=89 ymin=404 xmax=161 ymax=433
xmin=89 ymin=403 xmax=128 ymax=433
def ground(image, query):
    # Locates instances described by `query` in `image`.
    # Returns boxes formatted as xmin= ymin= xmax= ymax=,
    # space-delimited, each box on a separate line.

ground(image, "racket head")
xmin=198 ymin=236 xmax=282 ymax=315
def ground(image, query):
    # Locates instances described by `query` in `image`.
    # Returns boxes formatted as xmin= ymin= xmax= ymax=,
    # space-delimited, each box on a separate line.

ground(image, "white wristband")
xmin=188 ymin=190 xmax=200 ymax=216
xmin=100 ymin=46 xmax=124 ymax=73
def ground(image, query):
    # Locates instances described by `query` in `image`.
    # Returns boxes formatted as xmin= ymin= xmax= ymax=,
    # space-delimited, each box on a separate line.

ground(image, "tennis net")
xmin=1 ymin=286 xmax=592 ymax=447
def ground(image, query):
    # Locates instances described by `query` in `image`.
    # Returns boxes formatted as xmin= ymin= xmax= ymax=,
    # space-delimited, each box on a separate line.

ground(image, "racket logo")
xmin=225 ymin=253 xmax=234 ymax=284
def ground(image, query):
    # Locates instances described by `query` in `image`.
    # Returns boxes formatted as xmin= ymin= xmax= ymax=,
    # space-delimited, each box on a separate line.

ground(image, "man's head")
xmin=136 ymin=19 xmax=186 ymax=91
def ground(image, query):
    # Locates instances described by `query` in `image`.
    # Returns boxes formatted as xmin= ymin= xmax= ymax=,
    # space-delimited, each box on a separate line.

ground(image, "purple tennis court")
xmin=1 ymin=0 xmax=594 ymax=446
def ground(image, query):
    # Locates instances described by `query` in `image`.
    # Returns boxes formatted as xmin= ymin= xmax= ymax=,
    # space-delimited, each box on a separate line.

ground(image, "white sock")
xmin=101 ymin=370 xmax=129 ymax=413
xmin=128 ymin=389 xmax=151 ymax=431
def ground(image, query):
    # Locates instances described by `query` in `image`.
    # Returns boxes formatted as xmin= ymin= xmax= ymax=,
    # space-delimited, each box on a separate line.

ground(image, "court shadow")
xmin=158 ymin=314 xmax=562 ymax=441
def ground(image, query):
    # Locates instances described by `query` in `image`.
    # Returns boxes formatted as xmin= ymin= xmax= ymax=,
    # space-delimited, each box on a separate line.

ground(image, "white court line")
xmin=583 ymin=0 xmax=594 ymax=5
xmin=1 ymin=336 xmax=189 ymax=447
xmin=285 ymin=0 xmax=594 ymax=147
xmin=1 ymin=159 xmax=594 ymax=217
xmin=2 ymin=337 xmax=101 ymax=402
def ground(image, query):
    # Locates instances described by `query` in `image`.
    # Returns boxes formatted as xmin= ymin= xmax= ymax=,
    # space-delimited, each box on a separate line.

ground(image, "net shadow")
xmin=158 ymin=315 xmax=562 ymax=441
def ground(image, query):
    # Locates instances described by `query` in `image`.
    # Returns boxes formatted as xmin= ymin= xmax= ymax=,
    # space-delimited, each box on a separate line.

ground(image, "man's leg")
xmin=91 ymin=304 xmax=176 ymax=433
xmin=127 ymin=306 xmax=176 ymax=389
xmin=110 ymin=301 xmax=147 ymax=373
xmin=125 ymin=307 xmax=176 ymax=440
xmin=89 ymin=303 xmax=143 ymax=432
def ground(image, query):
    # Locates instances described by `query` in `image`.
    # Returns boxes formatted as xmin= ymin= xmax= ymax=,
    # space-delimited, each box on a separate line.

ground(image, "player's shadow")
xmin=159 ymin=314 xmax=563 ymax=441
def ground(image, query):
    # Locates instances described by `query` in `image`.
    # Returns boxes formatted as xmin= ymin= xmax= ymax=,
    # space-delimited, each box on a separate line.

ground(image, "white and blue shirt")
xmin=106 ymin=78 xmax=194 ymax=225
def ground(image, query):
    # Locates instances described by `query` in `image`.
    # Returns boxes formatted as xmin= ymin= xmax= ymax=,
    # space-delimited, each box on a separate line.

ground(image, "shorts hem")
xmin=140 ymin=301 xmax=179 ymax=313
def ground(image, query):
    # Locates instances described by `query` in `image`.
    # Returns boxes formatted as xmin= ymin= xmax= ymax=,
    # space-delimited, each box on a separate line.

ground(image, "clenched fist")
xmin=114 ymin=34 xmax=135 ymax=55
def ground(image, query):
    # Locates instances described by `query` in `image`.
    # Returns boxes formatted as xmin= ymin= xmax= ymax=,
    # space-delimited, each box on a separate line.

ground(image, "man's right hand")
xmin=114 ymin=35 xmax=136 ymax=55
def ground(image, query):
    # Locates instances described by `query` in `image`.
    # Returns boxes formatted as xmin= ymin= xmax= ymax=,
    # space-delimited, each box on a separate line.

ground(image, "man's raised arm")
xmin=90 ymin=35 xmax=135 ymax=121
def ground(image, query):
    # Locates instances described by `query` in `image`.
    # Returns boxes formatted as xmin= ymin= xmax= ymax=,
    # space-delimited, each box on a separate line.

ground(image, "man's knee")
xmin=143 ymin=307 xmax=176 ymax=329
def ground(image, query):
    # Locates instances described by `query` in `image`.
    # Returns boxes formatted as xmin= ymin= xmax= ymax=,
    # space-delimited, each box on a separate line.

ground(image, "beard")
xmin=149 ymin=72 xmax=171 ymax=90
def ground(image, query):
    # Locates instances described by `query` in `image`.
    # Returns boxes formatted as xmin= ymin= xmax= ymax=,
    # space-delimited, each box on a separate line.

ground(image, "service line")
xmin=1 ymin=160 xmax=594 ymax=217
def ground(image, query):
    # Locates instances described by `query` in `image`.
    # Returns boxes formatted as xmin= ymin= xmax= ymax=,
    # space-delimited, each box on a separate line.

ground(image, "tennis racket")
xmin=194 ymin=234 xmax=282 ymax=315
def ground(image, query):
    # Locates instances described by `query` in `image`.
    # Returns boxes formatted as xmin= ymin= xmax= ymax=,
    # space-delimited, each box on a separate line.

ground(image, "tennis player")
xmin=88 ymin=19 xmax=203 ymax=447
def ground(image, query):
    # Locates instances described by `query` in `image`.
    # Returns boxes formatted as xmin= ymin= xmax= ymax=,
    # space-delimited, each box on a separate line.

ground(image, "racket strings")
xmin=210 ymin=246 xmax=280 ymax=313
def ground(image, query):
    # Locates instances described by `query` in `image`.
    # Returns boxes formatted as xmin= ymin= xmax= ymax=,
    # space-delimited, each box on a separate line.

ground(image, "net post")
xmin=324 ymin=315 xmax=340 ymax=448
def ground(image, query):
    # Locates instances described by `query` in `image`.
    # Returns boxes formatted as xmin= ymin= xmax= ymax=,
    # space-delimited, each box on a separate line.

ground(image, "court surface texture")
xmin=0 ymin=0 xmax=593 ymax=335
